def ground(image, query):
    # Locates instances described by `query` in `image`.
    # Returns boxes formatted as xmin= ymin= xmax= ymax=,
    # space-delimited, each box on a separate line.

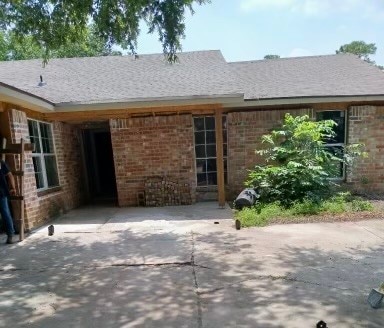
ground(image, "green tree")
xmin=0 ymin=27 xmax=122 ymax=61
xmin=336 ymin=41 xmax=377 ymax=63
xmin=0 ymin=0 xmax=209 ymax=62
xmin=246 ymin=114 xmax=365 ymax=207
xmin=0 ymin=30 xmax=7 ymax=61
xmin=264 ymin=54 xmax=280 ymax=60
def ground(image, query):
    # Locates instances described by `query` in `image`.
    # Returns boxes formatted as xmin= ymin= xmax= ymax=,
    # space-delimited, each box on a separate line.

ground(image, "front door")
xmin=82 ymin=128 xmax=117 ymax=204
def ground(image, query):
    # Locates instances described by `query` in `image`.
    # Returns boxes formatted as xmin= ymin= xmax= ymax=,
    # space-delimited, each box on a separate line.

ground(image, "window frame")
xmin=316 ymin=110 xmax=347 ymax=180
xmin=27 ymin=118 xmax=60 ymax=191
xmin=193 ymin=115 xmax=228 ymax=187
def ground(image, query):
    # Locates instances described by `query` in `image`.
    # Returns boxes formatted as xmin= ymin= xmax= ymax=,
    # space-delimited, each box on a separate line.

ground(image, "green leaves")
xmin=1 ymin=0 xmax=209 ymax=63
xmin=336 ymin=41 xmax=377 ymax=63
xmin=0 ymin=26 xmax=122 ymax=61
xmin=246 ymin=114 xmax=366 ymax=207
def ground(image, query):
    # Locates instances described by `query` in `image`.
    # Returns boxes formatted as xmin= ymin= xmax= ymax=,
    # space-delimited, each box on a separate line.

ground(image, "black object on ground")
xmin=368 ymin=288 xmax=384 ymax=309
xmin=316 ymin=321 xmax=327 ymax=328
xmin=48 ymin=225 xmax=54 ymax=236
xmin=214 ymin=221 xmax=219 ymax=224
xmin=235 ymin=219 xmax=241 ymax=230
xmin=234 ymin=188 xmax=259 ymax=209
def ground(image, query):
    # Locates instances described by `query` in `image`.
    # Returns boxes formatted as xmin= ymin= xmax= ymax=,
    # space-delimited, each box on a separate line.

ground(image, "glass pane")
xmin=40 ymin=122 xmax=54 ymax=153
xmin=196 ymin=159 xmax=206 ymax=173
xmin=206 ymin=145 xmax=216 ymax=158
xmin=194 ymin=117 xmax=205 ymax=131
xmin=223 ymin=144 xmax=228 ymax=157
xmin=325 ymin=146 xmax=344 ymax=178
xmin=224 ymin=171 xmax=228 ymax=185
xmin=222 ymin=116 xmax=227 ymax=129
xmin=195 ymin=145 xmax=206 ymax=158
xmin=197 ymin=173 xmax=207 ymax=186
xmin=194 ymin=131 xmax=205 ymax=145
xmin=28 ymin=121 xmax=41 ymax=153
xmin=206 ymin=131 xmax=216 ymax=144
xmin=205 ymin=117 xmax=215 ymax=130
xmin=316 ymin=111 xmax=345 ymax=144
xmin=224 ymin=159 xmax=228 ymax=171
xmin=44 ymin=156 xmax=59 ymax=187
xmin=32 ymin=157 xmax=44 ymax=189
xmin=207 ymin=173 xmax=217 ymax=185
xmin=222 ymin=129 xmax=227 ymax=143
xmin=206 ymin=159 xmax=217 ymax=172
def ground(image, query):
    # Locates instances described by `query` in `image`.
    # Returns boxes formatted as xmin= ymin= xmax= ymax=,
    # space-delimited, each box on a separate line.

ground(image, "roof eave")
xmin=53 ymin=93 xmax=244 ymax=112
xmin=0 ymin=82 xmax=54 ymax=112
xmin=223 ymin=95 xmax=384 ymax=108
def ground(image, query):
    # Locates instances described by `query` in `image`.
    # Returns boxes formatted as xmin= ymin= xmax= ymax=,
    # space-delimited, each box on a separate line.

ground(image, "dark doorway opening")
xmin=82 ymin=128 xmax=117 ymax=204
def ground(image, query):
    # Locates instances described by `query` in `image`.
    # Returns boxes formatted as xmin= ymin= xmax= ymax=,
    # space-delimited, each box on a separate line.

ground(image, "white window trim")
xmin=28 ymin=118 xmax=60 ymax=191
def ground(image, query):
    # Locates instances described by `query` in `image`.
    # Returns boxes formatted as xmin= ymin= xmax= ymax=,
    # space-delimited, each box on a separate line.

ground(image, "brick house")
xmin=1 ymin=50 xmax=384 ymax=230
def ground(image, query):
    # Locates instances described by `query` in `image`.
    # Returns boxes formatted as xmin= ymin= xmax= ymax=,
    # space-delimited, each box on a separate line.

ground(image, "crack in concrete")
xmin=109 ymin=261 xmax=192 ymax=268
xmin=0 ymin=261 xmax=212 ymax=273
xmin=353 ymin=222 xmax=384 ymax=241
xmin=191 ymin=231 xmax=203 ymax=328
xmin=197 ymin=274 xmax=352 ymax=296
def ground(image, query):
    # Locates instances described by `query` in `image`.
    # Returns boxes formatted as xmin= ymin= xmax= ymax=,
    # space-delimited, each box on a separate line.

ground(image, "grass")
xmin=235 ymin=193 xmax=375 ymax=227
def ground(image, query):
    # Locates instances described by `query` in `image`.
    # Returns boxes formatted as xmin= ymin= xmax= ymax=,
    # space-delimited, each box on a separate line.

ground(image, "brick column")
xmin=6 ymin=109 xmax=39 ymax=230
xmin=347 ymin=105 xmax=384 ymax=194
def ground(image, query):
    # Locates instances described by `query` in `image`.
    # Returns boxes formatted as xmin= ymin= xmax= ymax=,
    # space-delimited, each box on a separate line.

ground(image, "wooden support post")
xmin=215 ymin=108 xmax=226 ymax=208
xmin=19 ymin=138 xmax=25 ymax=241
xmin=1 ymin=138 xmax=6 ymax=161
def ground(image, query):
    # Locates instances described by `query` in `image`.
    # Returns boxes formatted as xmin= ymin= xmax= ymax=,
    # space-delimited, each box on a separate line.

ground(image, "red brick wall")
xmin=347 ymin=105 xmax=384 ymax=194
xmin=110 ymin=114 xmax=196 ymax=206
xmin=7 ymin=109 xmax=84 ymax=230
xmin=227 ymin=108 xmax=314 ymax=199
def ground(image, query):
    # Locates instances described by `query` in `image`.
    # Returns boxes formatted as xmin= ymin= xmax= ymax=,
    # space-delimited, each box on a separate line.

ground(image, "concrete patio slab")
xmin=0 ymin=203 xmax=383 ymax=327
xmin=0 ymin=266 xmax=197 ymax=328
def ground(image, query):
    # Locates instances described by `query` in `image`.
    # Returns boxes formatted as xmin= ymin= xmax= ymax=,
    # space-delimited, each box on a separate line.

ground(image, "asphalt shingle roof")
xmin=1 ymin=51 xmax=384 ymax=106
xmin=229 ymin=54 xmax=384 ymax=100
xmin=0 ymin=50 xmax=241 ymax=105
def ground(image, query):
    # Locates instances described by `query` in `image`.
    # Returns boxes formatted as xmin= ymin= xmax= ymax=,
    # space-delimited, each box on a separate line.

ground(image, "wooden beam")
xmin=215 ymin=108 xmax=226 ymax=208
xmin=0 ymin=143 xmax=34 ymax=154
xmin=19 ymin=138 xmax=25 ymax=241
xmin=43 ymin=104 xmax=222 ymax=122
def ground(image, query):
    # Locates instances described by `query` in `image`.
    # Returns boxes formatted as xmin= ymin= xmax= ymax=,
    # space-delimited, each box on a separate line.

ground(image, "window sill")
xmin=37 ymin=186 xmax=62 ymax=197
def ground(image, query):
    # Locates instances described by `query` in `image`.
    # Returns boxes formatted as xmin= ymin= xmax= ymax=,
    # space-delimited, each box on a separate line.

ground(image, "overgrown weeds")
xmin=235 ymin=192 xmax=374 ymax=227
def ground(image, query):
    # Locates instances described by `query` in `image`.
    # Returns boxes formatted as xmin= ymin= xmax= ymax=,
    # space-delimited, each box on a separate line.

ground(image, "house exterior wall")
xmin=4 ymin=108 xmax=84 ymax=230
xmin=346 ymin=105 xmax=384 ymax=194
xmin=226 ymin=108 xmax=314 ymax=199
xmin=110 ymin=114 xmax=196 ymax=206
xmin=226 ymin=104 xmax=384 ymax=199
xmin=2 ymin=101 xmax=384 ymax=227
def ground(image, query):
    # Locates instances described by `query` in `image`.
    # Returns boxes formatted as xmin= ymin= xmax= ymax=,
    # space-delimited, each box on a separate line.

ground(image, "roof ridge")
xmin=228 ymin=53 xmax=356 ymax=65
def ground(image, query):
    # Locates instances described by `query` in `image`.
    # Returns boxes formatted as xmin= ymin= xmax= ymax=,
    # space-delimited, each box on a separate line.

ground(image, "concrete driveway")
xmin=0 ymin=203 xmax=383 ymax=327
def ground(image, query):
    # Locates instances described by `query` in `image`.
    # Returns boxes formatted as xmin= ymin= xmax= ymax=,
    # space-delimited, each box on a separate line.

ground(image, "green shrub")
xmin=235 ymin=192 xmax=374 ymax=227
xmin=290 ymin=200 xmax=322 ymax=215
xmin=246 ymin=114 xmax=366 ymax=207
xmin=236 ymin=203 xmax=286 ymax=227
xmin=351 ymin=198 xmax=374 ymax=212
xmin=321 ymin=200 xmax=346 ymax=214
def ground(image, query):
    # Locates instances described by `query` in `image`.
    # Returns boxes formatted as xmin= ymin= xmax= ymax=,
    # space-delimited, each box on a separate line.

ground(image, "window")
xmin=193 ymin=116 xmax=227 ymax=186
xmin=28 ymin=119 xmax=59 ymax=190
xmin=316 ymin=110 xmax=346 ymax=178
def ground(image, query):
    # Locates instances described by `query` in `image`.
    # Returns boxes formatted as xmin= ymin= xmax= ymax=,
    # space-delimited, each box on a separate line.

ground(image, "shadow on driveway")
xmin=0 ymin=204 xmax=383 ymax=327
